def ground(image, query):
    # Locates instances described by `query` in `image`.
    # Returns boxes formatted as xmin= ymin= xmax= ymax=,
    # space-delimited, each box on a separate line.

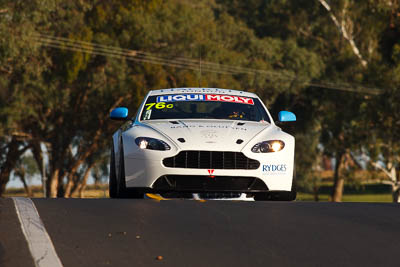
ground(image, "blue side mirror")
xmin=278 ymin=111 xmax=296 ymax=122
xmin=110 ymin=107 xmax=129 ymax=121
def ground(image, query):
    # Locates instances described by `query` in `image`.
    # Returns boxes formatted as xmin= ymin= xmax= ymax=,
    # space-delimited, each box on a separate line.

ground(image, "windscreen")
xmin=140 ymin=94 xmax=270 ymax=122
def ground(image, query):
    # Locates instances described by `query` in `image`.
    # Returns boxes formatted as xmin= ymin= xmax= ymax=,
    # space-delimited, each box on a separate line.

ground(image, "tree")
xmin=218 ymin=0 xmax=399 ymax=201
xmin=24 ymin=0 xmax=326 ymax=197
xmin=0 ymin=0 xmax=53 ymax=196
xmin=348 ymin=1 xmax=400 ymax=202
xmin=2 ymin=0 xmax=398 ymax=201
xmin=13 ymin=155 xmax=39 ymax=197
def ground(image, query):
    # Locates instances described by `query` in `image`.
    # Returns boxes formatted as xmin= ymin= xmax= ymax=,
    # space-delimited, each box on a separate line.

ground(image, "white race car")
xmin=109 ymin=88 xmax=296 ymax=201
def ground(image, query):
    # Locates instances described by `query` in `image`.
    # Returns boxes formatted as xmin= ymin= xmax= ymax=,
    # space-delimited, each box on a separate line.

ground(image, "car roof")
xmin=148 ymin=88 xmax=258 ymax=98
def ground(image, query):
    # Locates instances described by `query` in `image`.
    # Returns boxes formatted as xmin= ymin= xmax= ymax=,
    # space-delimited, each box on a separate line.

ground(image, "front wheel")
xmin=110 ymin=140 xmax=128 ymax=198
xmin=109 ymin=145 xmax=118 ymax=198
xmin=116 ymin=141 xmax=128 ymax=198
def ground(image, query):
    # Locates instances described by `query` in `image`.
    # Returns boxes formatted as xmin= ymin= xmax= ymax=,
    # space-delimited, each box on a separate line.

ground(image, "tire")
xmin=109 ymin=144 xmax=118 ymax=198
xmin=116 ymin=141 xmax=128 ymax=198
xmin=288 ymin=165 xmax=297 ymax=200
xmin=288 ymin=170 xmax=297 ymax=200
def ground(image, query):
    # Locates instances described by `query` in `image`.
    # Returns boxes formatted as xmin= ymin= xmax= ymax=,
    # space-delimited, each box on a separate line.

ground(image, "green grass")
xmin=297 ymin=192 xmax=393 ymax=202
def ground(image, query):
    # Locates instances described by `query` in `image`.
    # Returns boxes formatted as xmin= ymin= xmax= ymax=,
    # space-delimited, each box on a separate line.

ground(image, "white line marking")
xmin=13 ymin=197 xmax=64 ymax=267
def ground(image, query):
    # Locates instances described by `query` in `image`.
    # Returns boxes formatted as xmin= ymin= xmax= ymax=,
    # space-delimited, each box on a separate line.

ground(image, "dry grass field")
xmin=4 ymin=184 xmax=109 ymax=198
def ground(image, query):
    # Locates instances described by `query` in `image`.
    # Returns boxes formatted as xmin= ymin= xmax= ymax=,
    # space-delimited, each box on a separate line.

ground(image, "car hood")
xmin=142 ymin=119 xmax=272 ymax=151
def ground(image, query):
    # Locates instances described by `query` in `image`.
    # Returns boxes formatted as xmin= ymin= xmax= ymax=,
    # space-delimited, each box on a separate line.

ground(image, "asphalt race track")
xmin=1 ymin=198 xmax=400 ymax=267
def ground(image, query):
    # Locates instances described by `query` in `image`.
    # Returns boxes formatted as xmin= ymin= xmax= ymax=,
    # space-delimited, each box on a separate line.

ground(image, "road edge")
xmin=13 ymin=197 xmax=64 ymax=267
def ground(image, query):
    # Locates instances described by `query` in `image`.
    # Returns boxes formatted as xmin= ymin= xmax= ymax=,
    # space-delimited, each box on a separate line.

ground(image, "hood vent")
xmin=177 ymin=138 xmax=186 ymax=143
xmin=236 ymin=139 xmax=243 ymax=144
xmin=237 ymin=122 xmax=245 ymax=126
xmin=169 ymin=121 xmax=179 ymax=124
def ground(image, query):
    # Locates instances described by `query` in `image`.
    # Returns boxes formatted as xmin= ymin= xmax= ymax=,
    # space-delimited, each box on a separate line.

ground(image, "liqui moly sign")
xmin=156 ymin=94 xmax=254 ymax=105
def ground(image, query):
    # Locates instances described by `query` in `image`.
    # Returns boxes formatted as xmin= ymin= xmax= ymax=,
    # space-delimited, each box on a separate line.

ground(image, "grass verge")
xmin=4 ymin=184 xmax=394 ymax=202
xmin=297 ymin=192 xmax=392 ymax=202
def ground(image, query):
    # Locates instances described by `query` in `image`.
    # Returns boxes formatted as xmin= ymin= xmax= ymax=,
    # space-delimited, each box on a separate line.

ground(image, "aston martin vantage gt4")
xmin=109 ymin=88 xmax=296 ymax=201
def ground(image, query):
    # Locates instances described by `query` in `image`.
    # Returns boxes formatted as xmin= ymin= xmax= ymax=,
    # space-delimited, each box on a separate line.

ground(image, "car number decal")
xmin=145 ymin=102 xmax=174 ymax=110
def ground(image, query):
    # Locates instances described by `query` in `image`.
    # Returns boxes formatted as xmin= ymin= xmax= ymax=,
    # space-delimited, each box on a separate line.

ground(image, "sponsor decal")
xmin=143 ymin=109 xmax=152 ymax=120
xmin=262 ymin=164 xmax=287 ymax=175
xmin=156 ymin=94 xmax=254 ymax=105
xmin=200 ymin=130 xmax=218 ymax=139
xmin=208 ymin=169 xmax=215 ymax=178
xmin=169 ymin=125 xmax=247 ymax=131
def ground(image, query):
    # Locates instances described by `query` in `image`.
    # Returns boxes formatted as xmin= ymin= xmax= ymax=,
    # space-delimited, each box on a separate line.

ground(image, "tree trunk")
xmin=391 ymin=167 xmax=399 ymax=203
xmin=49 ymin=169 xmax=59 ymax=198
xmin=331 ymin=152 xmax=344 ymax=202
xmin=78 ymin=165 xmax=94 ymax=198
xmin=57 ymin=174 xmax=65 ymax=197
xmin=318 ymin=0 xmax=367 ymax=67
xmin=313 ymin=184 xmax=320 ymax=202
xmin=64 ymin=159 xmax=85 ymax=197
xmin=63 ymin=141 xmax=99 ymax=197
xmin=31 ymin=141 xmax=47 ymax=197
xmin=64 ymin=176 xmax=75 ymax=198
xmin=392 ymin=185 xmax=400 ymax=203
xmin=0 ymin=138 xmax=28 ymax=197
xmin=332 ymin=177 xmax=345 ymax=202
xmin=0 ymin=171 xmax=11 ymax=197
xmin=18 ymin=172 xmax=33 ymax=197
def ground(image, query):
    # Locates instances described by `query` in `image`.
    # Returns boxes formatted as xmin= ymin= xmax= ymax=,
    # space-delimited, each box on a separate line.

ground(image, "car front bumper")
xmin=123 ymin=150 xmax=294 ymax=192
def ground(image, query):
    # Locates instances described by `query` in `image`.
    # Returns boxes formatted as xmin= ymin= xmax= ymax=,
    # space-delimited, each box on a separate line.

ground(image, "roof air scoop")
xmin=178 ymin=138 xmax=186 ymax=143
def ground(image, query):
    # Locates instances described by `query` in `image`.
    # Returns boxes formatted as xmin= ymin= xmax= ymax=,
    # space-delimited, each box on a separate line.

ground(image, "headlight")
xmin=251 ymin=140 xmax=285 ymax=153
xmin=135 ymin=137 xmax=171 ymax=151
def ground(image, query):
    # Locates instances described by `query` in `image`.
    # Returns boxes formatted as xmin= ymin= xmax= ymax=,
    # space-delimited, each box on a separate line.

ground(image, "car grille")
xmin=163 ymin=151 xmax=260 ymax=170
xmin=152 ymin=175 xmax=268 ymax=192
